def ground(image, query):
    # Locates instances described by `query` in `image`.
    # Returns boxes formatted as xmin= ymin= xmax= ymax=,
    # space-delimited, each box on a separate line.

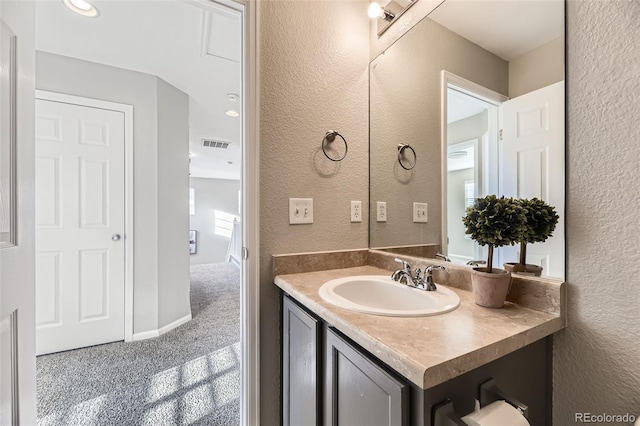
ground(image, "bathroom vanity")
xmin=274 ymin=250 xmax=565 ymax=426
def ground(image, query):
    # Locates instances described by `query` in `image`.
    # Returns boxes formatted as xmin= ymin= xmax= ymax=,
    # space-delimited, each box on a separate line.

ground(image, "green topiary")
xmin=462 ymin=195 xmax=527 ymax=273
xmin=516 ymin=198 xmax=560 ymax=266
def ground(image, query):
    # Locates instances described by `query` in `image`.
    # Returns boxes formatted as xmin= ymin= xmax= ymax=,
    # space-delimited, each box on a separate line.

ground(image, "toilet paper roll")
xmin=461 ymin=400 xmax=530 ymax=426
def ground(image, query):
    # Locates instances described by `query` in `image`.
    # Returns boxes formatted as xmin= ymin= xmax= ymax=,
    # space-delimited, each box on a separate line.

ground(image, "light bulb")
xmin=368 ymin=2 xmax=383 ymax=19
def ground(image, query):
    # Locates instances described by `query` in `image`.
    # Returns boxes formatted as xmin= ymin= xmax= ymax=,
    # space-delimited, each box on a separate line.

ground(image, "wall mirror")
xmin=369 ymin=0 xmax=565 ymax=280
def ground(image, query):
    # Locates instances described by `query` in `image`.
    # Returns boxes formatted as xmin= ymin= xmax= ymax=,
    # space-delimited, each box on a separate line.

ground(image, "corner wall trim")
xmin=131 ymin=314 xmax=192 ymax=342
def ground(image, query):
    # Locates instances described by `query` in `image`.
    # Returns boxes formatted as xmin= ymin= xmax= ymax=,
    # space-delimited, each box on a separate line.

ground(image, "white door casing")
xmin=500 ymin=81 xmax=565 ymax=279
xmin=35 ymin=94 xmax=132 ymax=355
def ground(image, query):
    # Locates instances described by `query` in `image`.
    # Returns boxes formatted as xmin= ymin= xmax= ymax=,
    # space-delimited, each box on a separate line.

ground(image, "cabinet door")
xmin=324 ymin=328 xmax=408 ymax=426
xmin=283 ymin=295 xmax=322 ymax=426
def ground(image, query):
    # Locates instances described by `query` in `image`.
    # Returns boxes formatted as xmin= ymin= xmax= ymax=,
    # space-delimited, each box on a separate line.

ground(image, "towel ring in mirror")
xmin=397 ymin=143 xmax=416 ymax=170
xmin=322 ymin=130 xmax=348 ymax=162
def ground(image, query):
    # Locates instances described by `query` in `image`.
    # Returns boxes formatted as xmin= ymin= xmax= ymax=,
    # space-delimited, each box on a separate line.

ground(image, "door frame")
xmin=35 ymin=90 xmax=135 ymax=342
xmin=440 ymin=71 xmax=508 ymax=259
xmin=198 ymin=0 xmax=260 ymax=423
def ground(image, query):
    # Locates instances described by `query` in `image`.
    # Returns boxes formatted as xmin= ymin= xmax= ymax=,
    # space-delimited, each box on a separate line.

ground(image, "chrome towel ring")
xmin=397 ymin=143 xmax=416 ymax=170
xmin=322 ymin=130 xmax=348 ymax=162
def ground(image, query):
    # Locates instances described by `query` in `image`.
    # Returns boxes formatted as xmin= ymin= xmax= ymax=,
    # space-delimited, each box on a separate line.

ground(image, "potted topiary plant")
xmin=462 ymin=195 xmax=527 ymax=308
xmin=504 ymin=198 xmax=560 ymax=276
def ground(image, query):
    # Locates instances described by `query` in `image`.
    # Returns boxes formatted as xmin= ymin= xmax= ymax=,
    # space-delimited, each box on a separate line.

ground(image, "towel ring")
xmin=397 ymin=143 xmax=416 ymax=170
xmin=322 ymin=130 xmax=348 ymax=162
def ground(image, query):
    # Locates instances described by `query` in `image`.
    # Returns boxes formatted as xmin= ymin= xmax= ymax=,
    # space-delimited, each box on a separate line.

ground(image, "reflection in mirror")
xmin=369 ymin=0 xmax=565 ymax=279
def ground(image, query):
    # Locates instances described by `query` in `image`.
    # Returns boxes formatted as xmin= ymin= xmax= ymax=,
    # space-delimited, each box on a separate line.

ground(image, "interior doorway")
xmin=441 ymin=71 xmax=507 ymax=266
xmin=33 ymin=0 xmax=250 ymax=423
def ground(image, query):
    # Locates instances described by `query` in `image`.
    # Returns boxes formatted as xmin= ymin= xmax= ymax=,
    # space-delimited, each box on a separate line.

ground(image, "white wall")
xmin=259 ymin=0 xmax=370 ymax=424
xmin=555 ymin=1 xmax=640 ymax=423
xmin=156 ymin=78 xmax=191 ymax=329
xmin=189 ymin=177 xmax=240 ymax=265
xmin=35 ymin=52 xmax=190 ymax=335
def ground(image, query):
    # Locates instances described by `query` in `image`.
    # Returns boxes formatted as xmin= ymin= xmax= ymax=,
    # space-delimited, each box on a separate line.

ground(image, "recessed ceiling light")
xmin=226 ymin=110 xmax=239 ymax=117
xmin=62 ymin=0 xmax=100 ymax=17
xmin=227 ymin=93 xmax=239 ymax=101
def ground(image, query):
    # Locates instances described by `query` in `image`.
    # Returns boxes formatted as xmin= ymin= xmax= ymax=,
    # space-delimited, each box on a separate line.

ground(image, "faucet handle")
xmin=426 ymin=265 xmax=445 ymax=274
xmin=394 ymin=258 xmax=411 ymax=271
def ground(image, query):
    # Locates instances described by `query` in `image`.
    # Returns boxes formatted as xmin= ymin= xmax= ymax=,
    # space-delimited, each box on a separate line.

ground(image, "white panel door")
xmin=35 ymin=98 xmax=126 ymax=355
xmin=500 ymin=81 xmax=565 ymax=278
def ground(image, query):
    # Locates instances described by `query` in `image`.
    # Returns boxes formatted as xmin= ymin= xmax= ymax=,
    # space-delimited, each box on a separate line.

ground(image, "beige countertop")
xmin=274 ymin=265 xmax=564 ymax=390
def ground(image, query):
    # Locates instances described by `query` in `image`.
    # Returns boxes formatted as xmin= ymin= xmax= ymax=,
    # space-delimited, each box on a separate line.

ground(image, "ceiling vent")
xmin=202 ymin=139 xmax=230 ymax=149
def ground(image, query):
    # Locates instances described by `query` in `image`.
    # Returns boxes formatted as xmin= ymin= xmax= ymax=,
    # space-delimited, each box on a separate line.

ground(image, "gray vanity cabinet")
xmin=283 ymin=294 xmax=409 ymax=426
xmin=324 ymin=328 xmax=409 ymax=426
xmin=283 ymin=295 xmax=322 ymax=426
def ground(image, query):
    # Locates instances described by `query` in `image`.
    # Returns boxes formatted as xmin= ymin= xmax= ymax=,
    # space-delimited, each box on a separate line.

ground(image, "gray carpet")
xmin=37 ymin=262 xmax=241 ymax=426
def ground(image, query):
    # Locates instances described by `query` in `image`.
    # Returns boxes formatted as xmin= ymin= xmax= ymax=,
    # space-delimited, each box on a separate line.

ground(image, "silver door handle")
xmin=112 ymin=234 xmax=121 ymax=241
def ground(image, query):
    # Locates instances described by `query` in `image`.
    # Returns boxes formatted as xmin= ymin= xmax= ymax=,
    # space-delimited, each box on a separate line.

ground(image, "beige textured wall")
xmin=369 ymin=18 xmax=507 ymax=248
xmin=259 ymin=0 xmax=370 ymax=424
xmin=555 ymin=1 xmax=640 ymax=423
xmin=509 ymin=36 xmax=565 ymax=98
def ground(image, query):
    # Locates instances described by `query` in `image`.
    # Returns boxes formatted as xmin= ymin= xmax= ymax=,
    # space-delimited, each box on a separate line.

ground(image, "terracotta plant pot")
xmin=503 ymin=262 xmax=543 ymax=277
xmin=470 ymin=267 xmax=512 ymax=308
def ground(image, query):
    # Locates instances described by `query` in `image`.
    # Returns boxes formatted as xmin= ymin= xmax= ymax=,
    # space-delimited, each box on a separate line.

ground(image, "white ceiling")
xmin=35 ymin=0 xmax=242 ymax=180
xmin=430 ymin=0 xmax=564 ymax=61
xmin=447 ymin=89 xmax=488 ymax=123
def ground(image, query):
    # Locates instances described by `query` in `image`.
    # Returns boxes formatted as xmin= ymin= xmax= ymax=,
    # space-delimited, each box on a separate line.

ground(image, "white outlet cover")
xmin=413 ymin=202 xmax=428 ymax=223
xmin=377 ymin=201 xmax=387 ymax=222
xmin=289 ymin=198 xmax=313 ymax=224
xmin=351 ymin=200 xmax=362 ymax=223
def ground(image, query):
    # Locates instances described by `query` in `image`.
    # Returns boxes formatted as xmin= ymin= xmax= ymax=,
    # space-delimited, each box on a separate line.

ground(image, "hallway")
xmin=36 ymin=263 xmax=241 ymax=425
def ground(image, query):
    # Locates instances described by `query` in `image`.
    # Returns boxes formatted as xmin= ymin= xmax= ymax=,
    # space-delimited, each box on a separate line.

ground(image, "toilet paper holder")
xmin=432 ymin=378 xmax=529 ymax=426
xmin=479 ymin=379 xmax=528 ymax=418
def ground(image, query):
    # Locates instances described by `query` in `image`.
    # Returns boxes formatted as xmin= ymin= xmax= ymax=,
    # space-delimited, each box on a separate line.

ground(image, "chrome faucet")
xmin=391 ymin=258 xmax=445 ymax=291
xmin=466 ymin=260 xmax=487 ymax=266
xmin=435 ymin=253 xmax=451 ymax=262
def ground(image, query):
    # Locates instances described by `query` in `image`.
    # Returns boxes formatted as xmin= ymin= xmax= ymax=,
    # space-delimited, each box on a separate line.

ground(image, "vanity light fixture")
xmin=369 ymin=0 xmax=419 ymax=36
xmin=62 ymin=0 xmax=100 ymax=17
xmin=368 ymin=2 xmax=395 ymax=21
xmin=226 ymin=110 xmax=240 ymax=117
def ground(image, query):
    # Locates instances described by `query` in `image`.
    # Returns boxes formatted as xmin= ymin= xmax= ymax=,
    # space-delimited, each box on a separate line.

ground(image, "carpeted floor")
xmin=37 ymin=262 xmax=241 ymax=426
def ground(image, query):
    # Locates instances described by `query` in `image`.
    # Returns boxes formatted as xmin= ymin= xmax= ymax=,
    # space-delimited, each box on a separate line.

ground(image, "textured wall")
xmin=509 ymin=36 xmax=565 ymax=98
xmin=554 ymin=1 xmax=640 ymax=424
xmin=369 ymin=18 xmax=507 ymax=248
xmin=189 ymin=178 xmax=240 ymax=265
xmin=259 ymin=0 xmax=370 ymax=424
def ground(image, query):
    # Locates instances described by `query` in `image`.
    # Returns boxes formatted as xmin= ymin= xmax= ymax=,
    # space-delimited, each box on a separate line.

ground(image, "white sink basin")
xmin=318 ymin=275 xmax=460 ymax=317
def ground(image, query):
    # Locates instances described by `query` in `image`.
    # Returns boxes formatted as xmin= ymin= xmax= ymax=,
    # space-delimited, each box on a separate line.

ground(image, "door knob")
xmin=112 ymin=234 xmax=121 ymax=241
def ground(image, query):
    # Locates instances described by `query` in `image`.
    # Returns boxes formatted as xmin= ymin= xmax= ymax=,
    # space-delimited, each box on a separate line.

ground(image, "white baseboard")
xmin=131 ymin=313 xmax=192 ymax=342
xmin=158 ymin=313 xmax=192 ymax=335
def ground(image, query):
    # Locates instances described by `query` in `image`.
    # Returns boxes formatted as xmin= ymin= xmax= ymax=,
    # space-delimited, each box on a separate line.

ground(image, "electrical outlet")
xmin=351 ymin=201 xmax=362 ymax=222
xmin=289 ymin=198 xmax=313 ymax=224
xmin=376 ymin=201 xmax=387 ymax=222
xmin=413 ymin=202 xmax=428 ymax=223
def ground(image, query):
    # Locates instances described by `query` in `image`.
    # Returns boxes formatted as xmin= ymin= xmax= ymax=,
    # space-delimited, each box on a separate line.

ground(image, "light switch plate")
xmin=351 ymin=201 xmax=362 ymax=223
xmin=289 ymin=198 xmax=313 ymax=224
xmin=413 ymin=202 xmax=428 ymax=223
xmin=377 ymin=201 xmax=387 ymax=222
